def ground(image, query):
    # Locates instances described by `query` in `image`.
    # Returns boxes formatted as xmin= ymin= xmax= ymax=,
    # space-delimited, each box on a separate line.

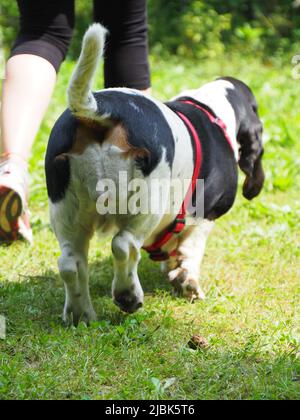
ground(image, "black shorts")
xmin=10 ymin=0 xmax=150 ymax=90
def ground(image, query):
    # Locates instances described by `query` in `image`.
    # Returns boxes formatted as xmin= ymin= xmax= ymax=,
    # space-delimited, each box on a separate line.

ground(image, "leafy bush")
xmin=1 ymin=0 xmax=300 ymax=59
xmin=0 ymin=0 xmax=18 ymax=53
xmin=148 ymin=0 xmax=231 ymax=59
xmin=148 ymin=0 xmax=300 ymax=57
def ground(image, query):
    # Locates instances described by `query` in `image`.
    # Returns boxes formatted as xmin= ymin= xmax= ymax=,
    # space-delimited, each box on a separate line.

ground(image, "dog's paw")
xmin=113 ymin=289 xmax=144 ymax=314
xmin=168 ymin=267 xmax=205 ymax=302
xmin=63 ymin=303 xmax=97 ymax=327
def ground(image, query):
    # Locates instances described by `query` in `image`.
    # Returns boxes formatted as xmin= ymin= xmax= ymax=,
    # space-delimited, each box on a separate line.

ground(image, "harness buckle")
xmin=149 ymin=250 xmax=170 ymax=262
xmin=169 ymin=218 xmax=186 ymax=234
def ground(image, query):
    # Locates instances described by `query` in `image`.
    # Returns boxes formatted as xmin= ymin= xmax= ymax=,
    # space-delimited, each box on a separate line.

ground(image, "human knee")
xmin=12 ymin=1 xmax=75 ymax=71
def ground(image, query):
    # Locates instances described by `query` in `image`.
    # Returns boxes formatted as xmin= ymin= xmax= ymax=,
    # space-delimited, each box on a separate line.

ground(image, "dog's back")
xmin=46 ymin=25 xmax=177 ymax=211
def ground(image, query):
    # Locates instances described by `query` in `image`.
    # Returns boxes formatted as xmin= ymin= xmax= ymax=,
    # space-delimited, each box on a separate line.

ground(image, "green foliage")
xmin=148 ymin=0 xmax=300 ymax=58
xmin=180 ymin=3 xmax=231 ymax=59
xmin=1 ymin=0 xmax=300 ymax=59
xmin=149 ymin=0 xmax=231 ymax=59
xmin=0 ymin=0 xmax=18 ymax=52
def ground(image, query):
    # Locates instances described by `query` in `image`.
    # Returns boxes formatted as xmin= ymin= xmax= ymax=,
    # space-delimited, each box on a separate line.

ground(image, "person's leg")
xmin=93 ymin=0 xmax=151 ymax=93
xmin=0 ymin=0 xmax=75 ymax=162
xmin=0 ymin=0 xmax=74 ymax=242
xmin=1 ymin=56 xmax=56 ymax=163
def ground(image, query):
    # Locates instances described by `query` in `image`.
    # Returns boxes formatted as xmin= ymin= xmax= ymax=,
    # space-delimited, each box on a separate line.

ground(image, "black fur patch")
xmin=220 ymin=78 xmax=264 ymax=176
xmin=219 ymin=77 xmax=265 ymax=199
xmin=45 ymin=109 xmax=78 ymax=203
xmin=45 ymin=92 xmax=176 ymax=203
xmin=166 ymin=98 xmax=238 ymax=221
xmin=94 ymin=91 xmax=175 ymax=176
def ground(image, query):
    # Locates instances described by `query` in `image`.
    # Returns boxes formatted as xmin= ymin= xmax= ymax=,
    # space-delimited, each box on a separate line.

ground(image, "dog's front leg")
xmin=167 ymin=219 xmax=215 ymax=301
xmin=111 ymin=230 xmax=144 ymax=314
xmin=58 ymin=233 xmax=96 ymax=326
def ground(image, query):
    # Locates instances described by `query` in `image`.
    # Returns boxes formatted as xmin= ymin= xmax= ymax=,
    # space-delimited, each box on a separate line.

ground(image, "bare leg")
xmin=166 ymin=220 xmax=215 ymax=301
xmin=141 ymin=88 xmax=151 ymax=96
xmin=0 ymin=55 xmax=57 ymax=242
xmin=0 ymin=55 xmax=57 ymax=163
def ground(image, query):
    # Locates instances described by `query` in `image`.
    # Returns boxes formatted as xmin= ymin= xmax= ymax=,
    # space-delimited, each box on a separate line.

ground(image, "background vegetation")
xmin=0 ymin=0 xmax=299 ymax=401
xmin=1 ymin=1 xmax=300 ymax=59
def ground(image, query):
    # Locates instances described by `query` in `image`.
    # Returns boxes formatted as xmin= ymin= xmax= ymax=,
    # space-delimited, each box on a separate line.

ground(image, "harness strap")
xmin=143 ymin=107 xmax=202 ymax=261
xmin=143 ymin=100 xmax=231 ymax=262
xmin=181 ymin=100 xmax=235 ymax=152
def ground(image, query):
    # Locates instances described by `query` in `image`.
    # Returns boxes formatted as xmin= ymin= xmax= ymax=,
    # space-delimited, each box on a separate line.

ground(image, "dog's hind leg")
xmin=111 ymin=230 xmax=145 ymax=314
xmin=59 ymin=240 xmax=96 ymax=326
xmin=53 ymin=216 xmax=96 ymax=326
xmin=166 ymin=219 xmax=214 ymax=301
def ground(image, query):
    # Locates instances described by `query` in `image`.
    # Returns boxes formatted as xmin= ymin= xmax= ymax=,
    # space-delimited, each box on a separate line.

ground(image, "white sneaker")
xmin=0 ymin=161 xmax=33 ymax=243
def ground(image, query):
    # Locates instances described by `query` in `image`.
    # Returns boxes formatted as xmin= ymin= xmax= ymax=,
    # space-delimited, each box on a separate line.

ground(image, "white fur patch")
xmin=53 ymin=23 xmax=244 ymax=321
xmin=174 ymin=80 xmax=239 ymax=160
xmin=68 ymin=24 xmax=108 ymax=121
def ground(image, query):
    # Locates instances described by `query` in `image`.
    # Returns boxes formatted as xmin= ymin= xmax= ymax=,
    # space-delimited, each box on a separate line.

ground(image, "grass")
xmin=0 ymin=53 xmax=299 ymax=400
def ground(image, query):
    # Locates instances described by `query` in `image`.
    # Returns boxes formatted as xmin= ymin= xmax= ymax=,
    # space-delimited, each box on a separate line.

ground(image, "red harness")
xmin=143 ymin=100 xmax=233 ymax=262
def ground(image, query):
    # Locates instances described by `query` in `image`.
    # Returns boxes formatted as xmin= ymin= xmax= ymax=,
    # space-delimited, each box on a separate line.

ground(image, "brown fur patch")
xmin=69 ymin=118 xmax=111 ymax=155
xmin=69 ymin=118 xmax=150 ymax=160
xmin=109 ymin=125 xmax=150 ymax=160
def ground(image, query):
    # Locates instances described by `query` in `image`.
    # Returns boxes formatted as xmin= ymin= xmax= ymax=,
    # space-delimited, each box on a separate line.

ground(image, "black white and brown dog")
xmin=46 ymin=25 xmax=265 ymax=325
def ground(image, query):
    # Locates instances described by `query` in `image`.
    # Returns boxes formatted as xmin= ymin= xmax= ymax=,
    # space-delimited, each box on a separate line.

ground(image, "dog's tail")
xmin=68 ymin=24 xmax=107 ymax=118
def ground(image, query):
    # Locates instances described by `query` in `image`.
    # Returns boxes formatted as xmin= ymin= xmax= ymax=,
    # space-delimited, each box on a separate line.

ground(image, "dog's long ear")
xmin=242 ymin=153 xmax=265 ymax=200
xmin=238 ymin=115 xmax=265 ymax=200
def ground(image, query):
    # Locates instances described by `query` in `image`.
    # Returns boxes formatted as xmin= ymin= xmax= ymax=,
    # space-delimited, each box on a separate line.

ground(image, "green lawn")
xmin=0 ymin=54 xmax=299 ymax=400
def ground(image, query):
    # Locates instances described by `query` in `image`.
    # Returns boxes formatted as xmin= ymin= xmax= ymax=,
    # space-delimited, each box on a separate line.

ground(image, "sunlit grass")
xmin=0 ymin=54 xmax=299 ymax=400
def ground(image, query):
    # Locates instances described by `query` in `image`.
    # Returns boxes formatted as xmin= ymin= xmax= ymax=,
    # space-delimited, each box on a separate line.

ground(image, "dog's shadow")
xmin=89 ymin=253 xmax=169 ymax=297
xmin=0 ymin=254 xmax=171 ymax=331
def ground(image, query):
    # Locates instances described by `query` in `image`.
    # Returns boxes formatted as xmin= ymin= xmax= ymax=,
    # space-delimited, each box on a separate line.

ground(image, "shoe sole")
xmin=0 ymin=186 xmax=23 ymax=242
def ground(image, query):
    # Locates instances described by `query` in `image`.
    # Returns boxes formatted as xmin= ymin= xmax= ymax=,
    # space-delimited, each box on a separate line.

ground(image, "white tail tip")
xmin=68 ymin=23 xmax=108 ymax=116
